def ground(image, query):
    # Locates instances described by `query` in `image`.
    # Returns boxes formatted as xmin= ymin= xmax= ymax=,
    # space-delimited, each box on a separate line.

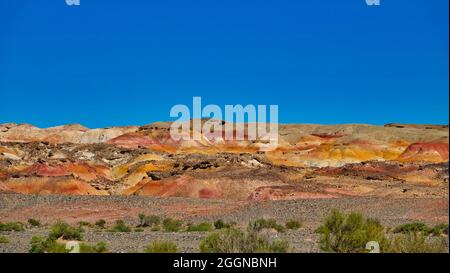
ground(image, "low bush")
xmin=186 ymin=222 xmax=213 ymax=232
xmin=77 ymin=221 xmax=92 ymax=228
xmin=28 ymin=219 xmax=41 ymax=227
xmin=285 ymin=219 xmax=302 ymax=230
xmin=0 ymin=235 xmax=10 ymax=244
xmin=138 ymin=214 xmax=161 ymax=228
xmin=393 ymin=222 xmax=431 ymax=235
xmin=162 ymin=218 xmax=183 ymax=232
xmin=393 ymin=222 xmax=449 ymax=237
xmin=430 ymin=223 xmax=449 ymax=236
xmin=134 ymin=228 xmax=144 ymax=232
xmin=0 ymin=221 xmax=25 ymax=232
xmin=386 ymin=232 xmax=447 ymax=253
xmin=268 ymin=240 xmax=290 ymax=253
xmin=214 ymin=219 xmax=235 ymax=229
xmin=199 ymin=228 xmax=289 ymax=253
xmin=315 ymin=209 xmax=388 ymax=253
xmin=144 ymin=241 xmax=178 ymax=253
xmin=79 ymin=242 xmax=108 ymax=253
xmin=29 ymin=236 xmax=68 ymax=253
xmin=248 ymin=218 xmax=285 ymax=233
xmin=28 ymin=220 xmax=108 ymax=253
xmin=151 ymin=226 xmax=160 ymax=231
xmin=95 ymin=219 xmax=106 ymax=229
xmin=48 ymin=221 xmax=83 ymax=241
xmin=138 ymin=214 xmax=145 ymax=224
xmin=109 ymin=220 xmax=131 ymax=232
xmin=29 ymin=236 xmax=108 ymax=253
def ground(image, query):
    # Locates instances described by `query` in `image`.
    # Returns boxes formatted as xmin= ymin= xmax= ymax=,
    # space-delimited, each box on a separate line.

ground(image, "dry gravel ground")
xmin=0 ymin=193 xmax=448 ymax=253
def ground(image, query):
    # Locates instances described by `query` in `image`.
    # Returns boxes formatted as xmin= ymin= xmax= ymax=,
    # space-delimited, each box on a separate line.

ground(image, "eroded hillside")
xmin=0 ymin=122 xmax=448 ymax=200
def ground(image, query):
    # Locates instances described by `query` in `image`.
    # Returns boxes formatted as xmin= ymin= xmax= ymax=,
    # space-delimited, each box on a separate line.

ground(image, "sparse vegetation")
xmin=199 ymin=228 xmax=290 ymax=253
xmin=134 ymin=228 xmax=144 ymax=232
xmin=144 ymin=241 xmax=178 ymax=253
xmin=268 ymin=240 xmax=290 ymax=253
xmin=162 ymin=218 xmax=183 ymax=232
xmin=315 ymin=210 xmax=450 ymax=253
xmin=151 ymin=226 xmax=160 ymax=232
xmin=386 ymin=232 xmax=447 ymax=253
xmin=393 ymin=222 xmax=431 ymax=235
xmin=138 ymin=214 xmax=145 ymax=225
xmin=285 ymin=219 xmax=302 ymax=230
xmin=315 ymin=209 xmax=388 ymax=253
xmin=393 ymin=222 xmax=449 ymax=237
xmin=79 ymin=242 xmax=108 ymax=253
xmin=109 ymin=220 xmax=131 ymax=232
xmin=29 ymin=235 xmax=108 ymax=253
xmin=214 ymin=219 xmax=235 ymax=229
xmin=28 ymin=221 xmax=108 ymax=253
xmin=77 ymin=221 xmax=92 ymax=228
xmin=0 ymin=235 xmax=10 ymax=244
xmin=0 ymin=221 xmax=25 ymax=232
xmin=138 ymin=214 xmax=161 ymax=228
xmin=29 ymin=236 xmax=48 ymax=253
xmin=29 ymin=236 xmax=69 ymax=253
xmin=95 ymin=219 xmax=106 ymax=229
xmin=186 ymin=222 xmax=213 ymax=232
xmin=430 ymin=223 xmax=449 ymax=236
xmin=48 ymin=221 xmax=83 ymax=241
xmin=28 ymin=218 xmax=41 ymax=227
xmin=248 ymin=218 xmax=285 ymax=233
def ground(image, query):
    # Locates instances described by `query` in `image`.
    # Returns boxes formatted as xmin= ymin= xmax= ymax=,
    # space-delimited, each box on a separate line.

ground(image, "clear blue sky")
xmin=0 ymin=0 xmax=448 ymax=128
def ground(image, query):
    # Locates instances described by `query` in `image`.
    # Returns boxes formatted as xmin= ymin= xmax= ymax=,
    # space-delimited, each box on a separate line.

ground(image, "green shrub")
xmin=285 ymin=219 xmax=302 ymax=230
xmin=109 ymin=220 xmax=131 ymax=232
xmin=393 ymin=222 xmax=431 ymax=235
xmin=48 ymin=221 xmax=83 ymax=241
xmin=30 ymin=235 xmax=108 ymax=253
xmin=315 ymin=209 xmax=388 ymax=253
xmin=138 ymin=214 xmax=161 ymax=228
xmin=30 ymin=237 xmax=108 ymax=253
xmin=29 ymin=236 xmax=48 ymax=253
xmin=268 ymin=240 xmax=290 ymax=253
xmin=134 ymin=228 xmax=144 ymax=232
xmin=199 ymin=228 xmax=289 ymax=253
xmin=77 ymin=221 xmax=92 ymax=228
xmin=151 ymin=226 xmax=160 ymax=232
xmin=0 ymin=221 xmax=25 ymax=232
xmin=47 ymin=242 xmax=71 ymax=253
xmin=214 ymin=219 xmax=235 ymax=229
xmin=0 ymin=235 xmax=10 ymax=244
xmin=162 ymin=218 xmax=183 ymax=232
xmin=386 ymin=232 xmax=447 ymax=253
xmin=186 ymin=222 xmax=213 ymax=232
xmin=28 ymin=219 xmax=41 ymax=227
xmin=248 ymin=218 xmax=285 ymax=233
xmin=29 ymin=222 xmax=105 ymax=253
xmin=430 ymin=223 xmax=449 ymax=236
xmin=95 ymin=219 xmax=106 ymax=229
xmin=79 ymin=242 xmax=108 ymax=253
xmin=144 ymin=241 xmax=178 ymax=253
xmin=393 ymin=222 xmax=449 ymax=237
xmin=138 ymin=214 xmax=145 ymax=225
xmin=29 ymin=236 xmax=69 ymax=253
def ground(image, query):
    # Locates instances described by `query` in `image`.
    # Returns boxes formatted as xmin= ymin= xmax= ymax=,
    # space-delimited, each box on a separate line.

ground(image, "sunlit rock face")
xmin=0 ymin=122 xmax=448 ymax=200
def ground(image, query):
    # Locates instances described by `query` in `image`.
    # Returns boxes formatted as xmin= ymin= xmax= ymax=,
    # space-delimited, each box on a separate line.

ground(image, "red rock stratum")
xmin=0 ymin=122 xmax=448 ymax=200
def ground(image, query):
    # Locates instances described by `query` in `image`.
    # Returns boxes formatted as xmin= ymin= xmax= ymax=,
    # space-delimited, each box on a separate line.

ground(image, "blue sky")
xmin=0 ymin=0 xmax=448 ymax=128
